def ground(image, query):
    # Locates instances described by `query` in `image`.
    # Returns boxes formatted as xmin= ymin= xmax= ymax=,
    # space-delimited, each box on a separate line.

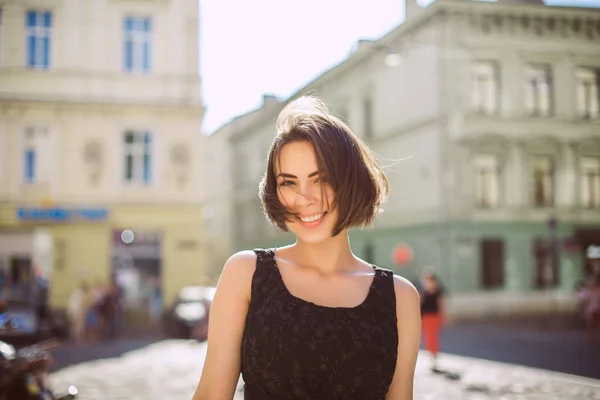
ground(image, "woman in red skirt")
xmin=419 ymin=268 xmax=449 ymax=372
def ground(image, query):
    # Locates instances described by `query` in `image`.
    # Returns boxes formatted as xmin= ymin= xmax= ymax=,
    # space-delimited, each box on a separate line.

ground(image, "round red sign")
xmin=393 ymin=244 xmax=413 ymax=266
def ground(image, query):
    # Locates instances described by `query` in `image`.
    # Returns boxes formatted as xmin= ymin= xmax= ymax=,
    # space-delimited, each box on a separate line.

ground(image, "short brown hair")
xmin=258 ymin=96 xmax=389 ymax=236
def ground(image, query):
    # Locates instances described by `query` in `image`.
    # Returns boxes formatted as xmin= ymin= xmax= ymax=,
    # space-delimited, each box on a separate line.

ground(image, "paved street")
xmin=46 ymin=321 xmax=600 ymax=379
xmin=439 ymin=322 xmax=600 ymax=380
xmin=49 ymin=339 xmax=600 ymax=400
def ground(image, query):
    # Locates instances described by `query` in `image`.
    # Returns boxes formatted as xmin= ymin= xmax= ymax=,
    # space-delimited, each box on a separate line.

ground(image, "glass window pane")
xmin=125 ymin=17 xmax=133 ymax=31
xmin=27 ymin=35 xmax=36 ymax=67
xmin=124 ymin=40 xmax=133 ymax=71
xmin=26 ymin=11 xmax=36 ymax=28
xmin=43 ymin=36 xmax=50 ymax=68
xmin=143 ymin=153 xmax=152 ymax=184
xmin=25 ymin=148 xmax=36 ymax=181
xmin=125 ymin=154 xmax=133 ymax=180
xmin=124 ymin=132 xmax=134 ymax=144
xmin=43 ymin=11 xmax=52 ymax=28
xmin=143 ymin=41 xmax=150 ymax=72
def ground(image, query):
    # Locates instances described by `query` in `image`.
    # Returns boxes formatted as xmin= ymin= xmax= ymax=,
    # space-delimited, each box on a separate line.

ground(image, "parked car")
xmin=162 ymin=286 xmax=215 ymax=341
xmin=0 ymin=292 xmax=69 ymax=346
xmin=0 ymin=296 xmax=44 ymax=345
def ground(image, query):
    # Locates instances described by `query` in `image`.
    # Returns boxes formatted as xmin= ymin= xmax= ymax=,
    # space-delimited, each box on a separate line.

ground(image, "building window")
xmin=533 ymin=239 xmax=559 ymax=289
xmin=124 ymin=17 xmax=152 ymax=73
xmin=581 ymin=157 xmax=600 ymax=209
xmin=524 ymin=64 xmax=552 ymax=117
xmin=363 ymin=96 xmax=373 ymax=141
xmin=23 ymin=127 xmax=49 ymax=183
xmin=576 ymin=68 xmax=600 ymax=119
xmin=473 ymin=154 xmax=501 ymax=209
xmin=471 ymin=61 xmax=499 ymax=115
xmin=531 ymin=155 xmax=555 ymax=208
xmin=26 ymin=10 xmax=52 ymax=69
xmin=123 ymin=131 xmax=152 ymax=185
xmin=480 ymin=239 xmax=504 ymax=290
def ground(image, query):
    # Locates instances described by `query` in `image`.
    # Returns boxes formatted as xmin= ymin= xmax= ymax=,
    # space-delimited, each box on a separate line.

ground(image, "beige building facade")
xmin=0 ymin=0 xmax=206 ymax=309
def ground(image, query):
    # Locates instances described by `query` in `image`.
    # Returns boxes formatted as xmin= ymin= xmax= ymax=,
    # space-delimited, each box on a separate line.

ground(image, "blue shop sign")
xmin=17 ymin=207 xmax=109 ymax=222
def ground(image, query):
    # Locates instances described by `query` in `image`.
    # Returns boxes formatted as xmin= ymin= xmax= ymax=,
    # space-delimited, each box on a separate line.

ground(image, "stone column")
xmin=553 ymin=58 xmax=577 ymax=120
xmin=506 ymin=141 xmax=527 ymax=209
xmin=500 ymin=50 xmax=522 ymax=118
xmin=557 ymin=141 xmax=577 ymax=209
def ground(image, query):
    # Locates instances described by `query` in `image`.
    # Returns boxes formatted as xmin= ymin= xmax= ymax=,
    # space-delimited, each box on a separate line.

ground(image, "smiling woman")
xmin=193 ymin=96 xmax=421 ymax=400
xmin=260 ymin=96 xmax=389 ymax=239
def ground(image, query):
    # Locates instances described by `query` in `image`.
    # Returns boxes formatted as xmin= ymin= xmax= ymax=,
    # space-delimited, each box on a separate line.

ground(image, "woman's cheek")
xmin=277 ymin=188 xmax=292 ymax=208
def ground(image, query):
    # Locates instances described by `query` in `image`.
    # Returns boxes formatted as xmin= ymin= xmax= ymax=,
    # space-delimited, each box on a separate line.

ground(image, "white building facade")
xmin=220 ymin=0 xmax=600 ymax=318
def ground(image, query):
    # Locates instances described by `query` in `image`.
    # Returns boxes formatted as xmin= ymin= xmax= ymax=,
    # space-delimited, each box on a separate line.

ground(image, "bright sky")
xmin=199 ymin=0 xmax=600 ymax=134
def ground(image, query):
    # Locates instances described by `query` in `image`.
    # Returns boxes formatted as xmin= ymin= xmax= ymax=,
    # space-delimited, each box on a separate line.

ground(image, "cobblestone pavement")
xmin=50 ymin=340 xmax=600 ymax=400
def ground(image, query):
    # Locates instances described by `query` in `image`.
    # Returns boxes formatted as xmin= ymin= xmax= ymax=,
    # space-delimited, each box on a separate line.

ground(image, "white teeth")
xmin=300 ymin=213 xmax=324 ymax=222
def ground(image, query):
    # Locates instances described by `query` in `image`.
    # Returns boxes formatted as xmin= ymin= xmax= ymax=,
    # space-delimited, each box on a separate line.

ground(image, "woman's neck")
xmin=285 ymin=231 xmax=358 ymax=276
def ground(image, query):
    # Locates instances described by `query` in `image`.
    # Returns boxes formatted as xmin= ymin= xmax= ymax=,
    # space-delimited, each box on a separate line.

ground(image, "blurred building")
xmin=203 ymin=94 xmax=281 ymax=280
xmin=0 ymin=0 xmax=206 ymax=309
xmin=218 ymin=0 xmax=600 ymax=318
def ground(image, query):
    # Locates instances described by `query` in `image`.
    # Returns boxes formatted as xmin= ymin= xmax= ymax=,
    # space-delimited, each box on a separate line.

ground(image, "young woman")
xmin=419 ymin=268 xmax=448 ymax=372
xmin=193 ymin=96 xmax=421 ymax=399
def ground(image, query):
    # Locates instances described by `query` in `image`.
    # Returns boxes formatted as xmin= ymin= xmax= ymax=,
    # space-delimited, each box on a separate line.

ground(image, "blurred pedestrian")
xmin=577 ymin=273 xmax=600 ymax=346
xmin=67 ymin=281 xmax=92 ymax=345
xmin=105 ymin=279 xmax=124 ymax=338
xmin=86 ymin=281 xmax=105 ymax=341
xmin=193 ymin=96 xmax=421 ymax=399
xmin=419 ymin=267 xmax=449 ymax=372
xmin=146 ymin=276 xmax=162 ymax=324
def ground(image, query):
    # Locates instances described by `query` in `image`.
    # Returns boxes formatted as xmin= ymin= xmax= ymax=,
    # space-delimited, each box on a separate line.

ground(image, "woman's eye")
xmin=279 ymin=180 xmax=294 ymax=187
xmin=315 ymin=177 xmax=327 ymax=183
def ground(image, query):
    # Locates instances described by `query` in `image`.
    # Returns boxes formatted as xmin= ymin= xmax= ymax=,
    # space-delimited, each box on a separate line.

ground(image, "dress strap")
xmin=252 ymin=248 xmax=267 ymax=261
xmin=249 ymin=248 xmax=279 ymax=306
xmin=371 ymin=267 xmax=397 ymax=311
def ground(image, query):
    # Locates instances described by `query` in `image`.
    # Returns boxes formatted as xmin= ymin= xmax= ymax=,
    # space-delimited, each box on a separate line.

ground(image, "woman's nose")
xmin=293 ymin=183 xmax=317 ymax=207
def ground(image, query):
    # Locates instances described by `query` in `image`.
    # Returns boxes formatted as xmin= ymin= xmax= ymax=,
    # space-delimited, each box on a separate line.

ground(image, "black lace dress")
xmin=241 ymin=249 xmax=398 ymax=400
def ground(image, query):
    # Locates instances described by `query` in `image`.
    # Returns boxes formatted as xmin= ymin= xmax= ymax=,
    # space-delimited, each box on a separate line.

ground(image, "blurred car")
xmin=162 ymin=286 xmax=216 ymax=341
xmin=0 ymin=291 xmax=69 ymax=345
xmin=0 ymin=295 xmax=44 ymax=344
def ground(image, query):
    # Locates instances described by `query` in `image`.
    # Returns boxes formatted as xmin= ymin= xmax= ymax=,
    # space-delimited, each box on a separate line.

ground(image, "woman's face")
xmin=275 ymin=141 xmax=338 ymax=244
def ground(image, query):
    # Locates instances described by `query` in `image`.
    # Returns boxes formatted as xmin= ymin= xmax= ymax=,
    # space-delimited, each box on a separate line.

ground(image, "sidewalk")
xmin=50 ymin=340 xmax=600 ymax=400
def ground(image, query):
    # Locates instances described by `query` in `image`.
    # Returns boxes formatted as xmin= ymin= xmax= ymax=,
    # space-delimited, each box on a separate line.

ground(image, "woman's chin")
xmin=289 ymin=225 xmax=334 ymax=245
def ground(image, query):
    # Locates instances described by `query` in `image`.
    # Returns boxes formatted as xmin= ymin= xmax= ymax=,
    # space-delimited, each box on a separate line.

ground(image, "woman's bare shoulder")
xmin=221 ymin=250 xmax=258 ymax=279
xmin=392 ymin=274 xmax=420 ymax=306
xmin=216 ymin=250 xmax=258 ymax=299
xmin=224 ymin=250 xmax=258 ymax=269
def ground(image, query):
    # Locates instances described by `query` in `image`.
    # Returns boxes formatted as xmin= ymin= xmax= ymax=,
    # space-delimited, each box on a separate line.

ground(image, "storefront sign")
xmin=17 ymin=207 xmax=109 ymax=222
